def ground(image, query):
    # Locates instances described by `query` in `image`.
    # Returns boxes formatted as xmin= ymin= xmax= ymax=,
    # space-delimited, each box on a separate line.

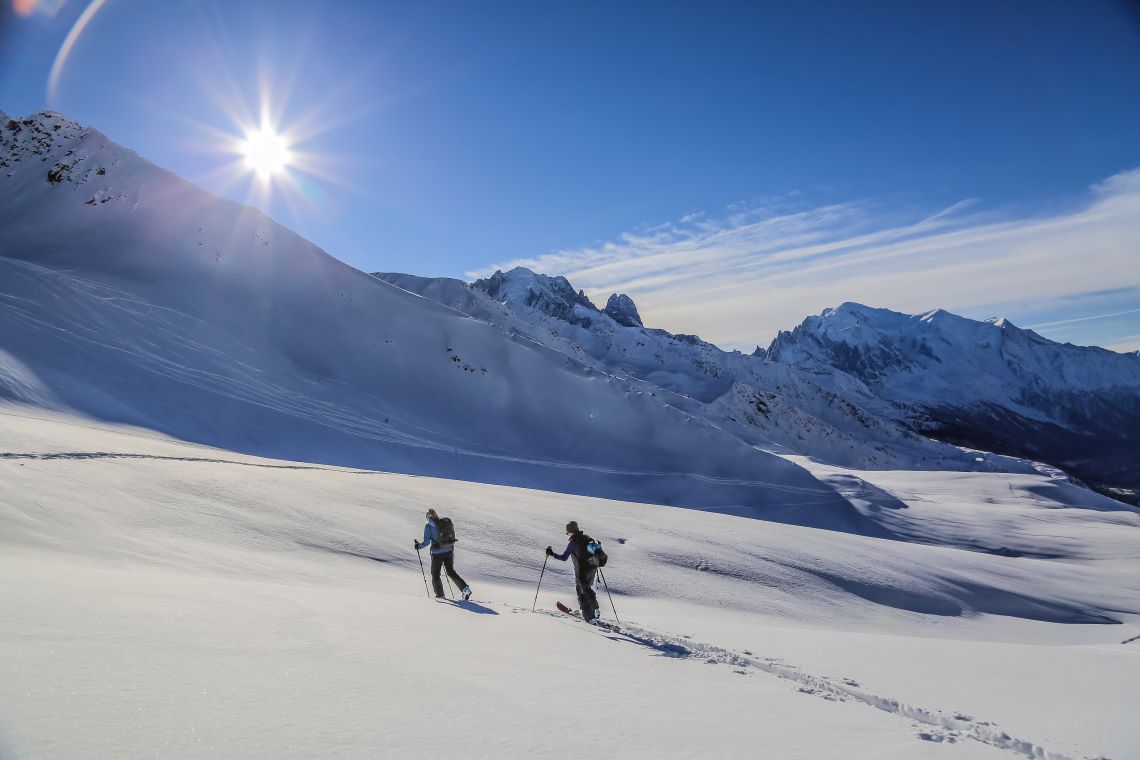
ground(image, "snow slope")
xmin=380 ymin=270 xmax=1139 ymax=503
xmin=1 ymin=406 xmax=1138 ymax=759
xmin=0 ymin=110 xmax=856 ymax=524
xmin=377 ymin=270 xmax=996 ymax=474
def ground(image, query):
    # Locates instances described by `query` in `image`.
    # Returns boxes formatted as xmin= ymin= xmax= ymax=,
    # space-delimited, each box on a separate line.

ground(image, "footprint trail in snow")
xmin=514 ymin=605 xmax=1093 ymax=760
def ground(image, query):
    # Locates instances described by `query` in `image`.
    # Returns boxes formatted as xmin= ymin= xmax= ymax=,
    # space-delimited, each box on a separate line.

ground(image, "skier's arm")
xmin=416 ymin=523 xmax=435 ymax=551
xmin=551 ymin=539 xmax=574 ymax=561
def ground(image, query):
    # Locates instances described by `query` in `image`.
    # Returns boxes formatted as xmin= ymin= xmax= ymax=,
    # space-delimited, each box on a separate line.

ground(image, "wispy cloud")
xmin=1027 ymin=308 xmax=1140 ymax=330
xmin=469 ymin=170 xmax=1140 ymax=351
xmin=1106 ymin=335 xmax=1140 ymax=353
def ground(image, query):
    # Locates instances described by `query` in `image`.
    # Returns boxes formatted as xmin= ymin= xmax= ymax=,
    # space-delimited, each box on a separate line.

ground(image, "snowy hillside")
xmin=0 ymin=110 xmax=858 ymax=522
xmin=768 ymin=303 xmax=1140 ymax=502
xmin=379 ymin=269 xmax=1139 ymax=504
xmin=376 ymin=269 xmax=995 ymax=474
xmin=2 ymin=406 xmax=1138 ymax=759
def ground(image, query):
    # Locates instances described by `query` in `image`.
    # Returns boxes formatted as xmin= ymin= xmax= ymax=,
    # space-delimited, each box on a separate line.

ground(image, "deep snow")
xmin=2 ymin=406 xmax=1139 ymax=759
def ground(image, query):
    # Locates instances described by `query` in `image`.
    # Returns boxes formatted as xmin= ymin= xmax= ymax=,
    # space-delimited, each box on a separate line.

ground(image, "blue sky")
xmin=2 ymin=0 xmax=1139 ymax=350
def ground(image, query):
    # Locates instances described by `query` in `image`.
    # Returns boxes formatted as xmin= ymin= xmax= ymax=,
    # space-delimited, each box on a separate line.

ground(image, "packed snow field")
xmin=2 ymin=407 xmax=1138 ymax=759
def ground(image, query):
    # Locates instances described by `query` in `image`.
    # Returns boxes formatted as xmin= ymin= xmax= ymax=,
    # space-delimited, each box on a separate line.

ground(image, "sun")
xmin=240 ymin=127 xmax=292 ymax=178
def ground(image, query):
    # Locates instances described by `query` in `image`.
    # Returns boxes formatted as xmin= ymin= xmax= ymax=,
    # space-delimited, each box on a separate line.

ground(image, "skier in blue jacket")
xmin=415 ymin=508 xmax=472 ymax=600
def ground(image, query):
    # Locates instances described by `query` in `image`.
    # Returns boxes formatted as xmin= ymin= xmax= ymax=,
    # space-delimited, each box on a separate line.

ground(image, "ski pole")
xmin=444 ymin=574 xmax=455 ymax=600
xmin=532 ymin=554 xmax=549 ymax=611
xmin=416 ymin=545 xmax=430 ymax=598
xmin=598 ymin=568 xmax=620 ymax=624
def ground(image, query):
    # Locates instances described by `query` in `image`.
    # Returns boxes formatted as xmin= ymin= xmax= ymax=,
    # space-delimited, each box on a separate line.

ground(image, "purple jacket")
xmin=551 ymin=532 xmax=586 ymax=567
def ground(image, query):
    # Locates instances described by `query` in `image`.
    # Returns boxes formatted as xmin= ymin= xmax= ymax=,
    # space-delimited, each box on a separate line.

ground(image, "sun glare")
xmin=241 ymin=127 xmax=292 ymax=178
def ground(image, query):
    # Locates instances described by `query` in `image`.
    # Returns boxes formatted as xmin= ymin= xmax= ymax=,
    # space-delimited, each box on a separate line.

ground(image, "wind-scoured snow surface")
xmin=0 ymin=110 xmax=855 ymax=524
xmin=1 ymin=408 xmax=1138 ymax=759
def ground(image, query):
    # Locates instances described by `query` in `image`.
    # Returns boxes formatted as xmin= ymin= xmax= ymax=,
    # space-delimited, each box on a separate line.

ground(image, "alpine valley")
xmin=2 ymin=111 xmax=1138 ymax=760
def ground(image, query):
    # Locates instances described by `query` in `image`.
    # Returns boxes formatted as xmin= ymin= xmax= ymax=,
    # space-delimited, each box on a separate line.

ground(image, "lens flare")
xmin=240 ymin=127 xmax=292 ymax=178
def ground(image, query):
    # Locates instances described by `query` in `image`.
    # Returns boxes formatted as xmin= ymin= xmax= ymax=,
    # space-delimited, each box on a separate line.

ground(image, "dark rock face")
xmin=603 ymin=293 xmax=643 ymax=328
xmin=769 ymin=328 xmax=918 ymax=385
xmin=920 ymin=402 xmax=1140 ymax=506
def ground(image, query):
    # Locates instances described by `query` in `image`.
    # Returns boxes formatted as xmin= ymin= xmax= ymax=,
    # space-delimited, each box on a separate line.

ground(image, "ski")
xmin=556 ymin=601 xmax=618 ymax=631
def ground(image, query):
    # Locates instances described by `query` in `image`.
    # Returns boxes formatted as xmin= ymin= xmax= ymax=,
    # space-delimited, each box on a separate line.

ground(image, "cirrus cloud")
xmin=469 ymin=170 xmax=1140 ymax=352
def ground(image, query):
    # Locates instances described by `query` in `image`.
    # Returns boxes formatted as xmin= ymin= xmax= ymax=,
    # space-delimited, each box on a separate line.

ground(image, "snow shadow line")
xmin=437 ymin=599 xmax=497 ymax=615
xmin=0 ymin=451 xmax=380 ymax=473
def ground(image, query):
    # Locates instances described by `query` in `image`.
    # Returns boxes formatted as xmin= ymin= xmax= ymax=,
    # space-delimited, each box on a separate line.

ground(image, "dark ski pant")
xmin=576 ymin=566 xmax=599 ymax=621
xmin=430 ymin=550 xmax=467 ymax=597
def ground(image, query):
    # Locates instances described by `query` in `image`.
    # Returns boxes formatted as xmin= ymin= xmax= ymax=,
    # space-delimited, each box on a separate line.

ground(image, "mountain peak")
xmin=1 ymin=110 xmax=97 ymax=177
xmin=604 ymin=293 xmax=643 ymax=328
xmin=823 ymin=301 xmax=875 ymax=317
xmin=471 ymin=267 xmax=599 ymax=327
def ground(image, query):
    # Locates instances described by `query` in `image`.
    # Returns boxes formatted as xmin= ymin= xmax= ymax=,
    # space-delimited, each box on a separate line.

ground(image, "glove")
xmin=545 ymin=546 xmax=554 ymax=557
xmin=414 ymin=540 xmax=421 ymax=550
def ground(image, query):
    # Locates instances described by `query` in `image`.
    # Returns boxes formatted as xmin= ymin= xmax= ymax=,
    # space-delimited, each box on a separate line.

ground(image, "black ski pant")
xmin=430 ymin=550 xmax=467 ymax=597
xmin=576 ymin=566 xmax=599 ymax=620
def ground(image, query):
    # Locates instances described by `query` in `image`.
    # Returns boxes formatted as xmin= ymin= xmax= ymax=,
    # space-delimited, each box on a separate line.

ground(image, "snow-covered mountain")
xmin=377 ymin=269 xmax=1025 ymax=475
xmin=768 ymin=303 xmax=1140 ymax=502
xmin=379 ymin=268 xmax=1138 ymax=503
xmin=0 ymin=110 xmax=865 ymax=525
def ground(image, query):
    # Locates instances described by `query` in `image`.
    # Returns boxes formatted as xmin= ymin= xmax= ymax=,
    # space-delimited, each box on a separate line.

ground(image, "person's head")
xmin=426 ymin=508 xmax=439 ymax=522
xmin=565 ymin=520 xmax=579 ymax=535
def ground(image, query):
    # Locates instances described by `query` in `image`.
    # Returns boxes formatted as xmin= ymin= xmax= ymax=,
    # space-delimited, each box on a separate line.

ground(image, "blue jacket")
xmin=418 ymin=520 xmax=453 ymax=555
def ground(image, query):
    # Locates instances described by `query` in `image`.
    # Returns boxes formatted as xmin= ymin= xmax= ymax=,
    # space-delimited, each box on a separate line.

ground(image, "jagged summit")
xmin=603 ymin=292 xmax=643 ymax=328
xmin=2 ymin=109 xmax=81 ymax=131
xmin=1 ymin=110 xmax=91 ymax=171
xmin=471 ymin=267 xmax=650 ymax=331
xmin=472 ymin=266 xmax=601 ymax=327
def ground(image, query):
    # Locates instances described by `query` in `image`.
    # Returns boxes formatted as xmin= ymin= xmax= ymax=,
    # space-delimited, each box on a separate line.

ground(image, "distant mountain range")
xmin=377 ymin=268 xmax=1140 ymax=504
xmin=1 ymin=108 xmax=1135 ymax=524
xmin=768 ymin=303 xmax=1140 ymax=503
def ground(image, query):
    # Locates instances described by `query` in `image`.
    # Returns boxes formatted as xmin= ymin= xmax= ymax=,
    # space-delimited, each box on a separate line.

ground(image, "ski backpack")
xmin=434 ymin=516 xmax=457 ymax=547
xmin=583 ymin=536 xmax=608 ymax=568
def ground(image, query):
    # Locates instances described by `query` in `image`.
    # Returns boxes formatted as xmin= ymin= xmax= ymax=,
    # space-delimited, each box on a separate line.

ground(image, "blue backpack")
xmin=584 ymin=537 xmax=608 ymax=568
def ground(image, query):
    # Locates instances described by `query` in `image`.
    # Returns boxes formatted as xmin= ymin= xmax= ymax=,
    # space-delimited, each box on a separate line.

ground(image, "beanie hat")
xmin=426 ymin=508 xmax=439 ymax=521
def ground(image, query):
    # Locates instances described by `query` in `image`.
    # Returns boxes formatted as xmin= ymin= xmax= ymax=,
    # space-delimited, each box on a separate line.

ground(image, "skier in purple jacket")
xmin=546 ymin=520 xmax=600 ymax=623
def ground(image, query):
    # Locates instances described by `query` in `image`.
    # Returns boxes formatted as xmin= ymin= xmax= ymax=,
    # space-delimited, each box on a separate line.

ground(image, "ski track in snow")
xmin=516 ymin=606 xmax=1093 ymax=760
